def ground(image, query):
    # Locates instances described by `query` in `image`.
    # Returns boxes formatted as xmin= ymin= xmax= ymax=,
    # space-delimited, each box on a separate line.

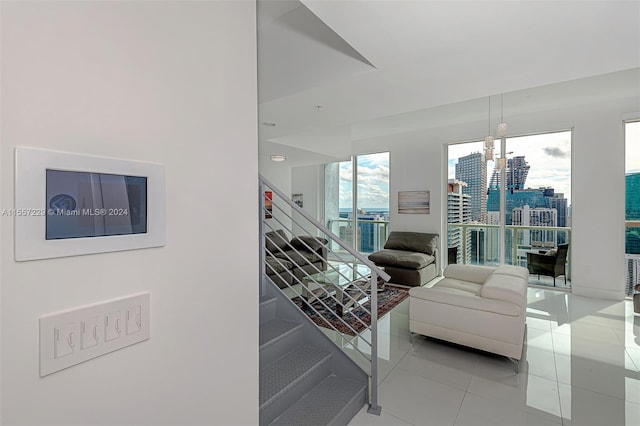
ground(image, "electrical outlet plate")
xmin=39 ymin=292 xmax=150 ymax=377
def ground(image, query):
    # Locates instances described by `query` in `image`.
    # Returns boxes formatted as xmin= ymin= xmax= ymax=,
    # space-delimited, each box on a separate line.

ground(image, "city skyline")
xmin=448 ymin=131 xmax=572 ymax=205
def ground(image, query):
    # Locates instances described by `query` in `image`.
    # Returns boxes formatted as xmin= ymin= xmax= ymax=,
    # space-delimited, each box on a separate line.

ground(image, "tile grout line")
xmin=548 ymin=319 xmax=569 ymax=426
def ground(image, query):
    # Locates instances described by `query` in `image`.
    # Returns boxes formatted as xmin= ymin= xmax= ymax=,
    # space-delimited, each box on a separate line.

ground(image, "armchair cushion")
xmin=368 ymin=249 xmax=434 ymax=269
xmin=383 ymin=232 xmax=438 ymax=255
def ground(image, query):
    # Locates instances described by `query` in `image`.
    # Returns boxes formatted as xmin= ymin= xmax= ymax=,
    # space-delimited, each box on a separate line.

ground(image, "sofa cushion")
xmin=494 ymin=265 xmax=529 ymax=281
xmin=409 ymin=286 xmax=521 ymax=316
xmin=383 ymin=232 xmax=438 ymax=255
xmin=265 ymin=229 xmax=290 ymax=254
xmin=480 ymin=274 xmax=527 ymax=306
xmin=265 ymin=256 xmax=292 ymax=274
xmin=290 ymin=236 xmax=327 ymax=252
xmin=274 ymin=250 xmax=322 ymax=266
xmin=368 ymin=249 xmax=434 ymax=269
xmin=443 ymin=264 xmax=495 ymax=284
xmin=435 ymin=277 xmax=482 ymax=295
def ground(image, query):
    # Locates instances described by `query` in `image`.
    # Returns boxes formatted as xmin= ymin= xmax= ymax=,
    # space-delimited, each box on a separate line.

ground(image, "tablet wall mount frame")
xmin=14 ymin=147 xmax=165 ymax=261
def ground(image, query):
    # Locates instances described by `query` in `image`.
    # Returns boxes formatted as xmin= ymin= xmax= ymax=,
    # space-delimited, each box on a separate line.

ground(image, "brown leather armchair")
xmin=526 ymin=243 xmax=569 ymax=286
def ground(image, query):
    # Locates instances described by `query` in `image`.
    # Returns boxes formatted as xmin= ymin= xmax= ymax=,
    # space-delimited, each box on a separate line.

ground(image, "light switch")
xmin=81 ymin=316 xmax=100 ymax=349
xmin=126 ymin=305 xmax=142 ymax=335
xmin=54 ymin=323 xmax=76 ymax=359
xmin=40 ymin=292 xmax=150 ymax=377
xmin=104 ymin=310 xmax=122 ymax=342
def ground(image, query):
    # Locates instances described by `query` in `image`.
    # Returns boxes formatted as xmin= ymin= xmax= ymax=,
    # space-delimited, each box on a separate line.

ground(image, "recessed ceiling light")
xmin=262 ymin=122 xmax=276 ymax=127
xmin=270 ymin=155 xmax=286 ymax=162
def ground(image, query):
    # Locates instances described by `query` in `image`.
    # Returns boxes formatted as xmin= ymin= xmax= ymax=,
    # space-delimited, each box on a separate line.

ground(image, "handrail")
xmin=626 ymin=220 xmax=640 ymax=228
xmin=259 ymin=174 xmax=387 ymax=414
xmin=260 ymin=174 xmax=390 ymax=282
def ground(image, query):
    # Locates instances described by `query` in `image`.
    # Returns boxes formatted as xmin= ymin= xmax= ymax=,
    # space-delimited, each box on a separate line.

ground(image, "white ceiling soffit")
xmin=351 ymin=68 xmax=640 ymax=142
xmin=257 ymin=0 xmax=375 ymax=103
xmin=259 ymin=139 xmax=347 ymax=166
xmin=259 ymin=0 xmax=640 ymax=158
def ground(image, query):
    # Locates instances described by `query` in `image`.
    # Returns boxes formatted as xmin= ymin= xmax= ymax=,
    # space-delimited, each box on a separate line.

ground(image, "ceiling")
xmin=257 ymin=0 xmax=640 ymax=165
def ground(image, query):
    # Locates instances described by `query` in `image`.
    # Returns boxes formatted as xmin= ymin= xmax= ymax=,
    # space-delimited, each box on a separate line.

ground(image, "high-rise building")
xmin=626 ymin=172 xmax=640 ymax=254
xmin=487 ymin=187 xmax=566 ymax=226
xmin=455 ymin=152 xmax=486 ymax=222
xmin=447 ymin=179 xmax=470 ymax=263
xmin=512 ymin=204 xmax=558 ymax=249
xmin=550 ymin=193 xmax=568 ymax=228
xmin=489 ymin=155 xmax=530 ymax=190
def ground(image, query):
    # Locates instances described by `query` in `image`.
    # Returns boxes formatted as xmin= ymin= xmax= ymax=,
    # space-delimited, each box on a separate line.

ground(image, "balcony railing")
xmin=626 ymin=220 xmax=640 ymax=296
xmin=327 ymin=218 xmax=390 ymax=255
xmin=447 ymin=223 xmax=572 ymax=284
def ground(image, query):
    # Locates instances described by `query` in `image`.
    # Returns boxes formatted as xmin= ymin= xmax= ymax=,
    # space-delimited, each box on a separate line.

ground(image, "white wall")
xmin=297 ymin=93 xmax=638 ymax=300
xmin=291 ymin=165 xmax=323 ymax=235
xmin=1 ymin=2 xmax=258 ymax=425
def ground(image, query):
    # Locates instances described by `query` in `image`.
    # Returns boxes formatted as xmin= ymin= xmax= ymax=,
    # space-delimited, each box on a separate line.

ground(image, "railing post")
xmin=259 ymin=180 xmax=266 ymax=297
xmin=367 ymin=269 xmax=381 ymax=415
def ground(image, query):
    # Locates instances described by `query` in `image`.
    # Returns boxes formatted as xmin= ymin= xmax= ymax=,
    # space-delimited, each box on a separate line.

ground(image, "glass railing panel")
xmin=326 ymin=219 xmax=390 ymax=256
xmin=447 ymin=223 xmax=572 ymax=287
xmin=625 ymin=222 xmax=640 ymax=296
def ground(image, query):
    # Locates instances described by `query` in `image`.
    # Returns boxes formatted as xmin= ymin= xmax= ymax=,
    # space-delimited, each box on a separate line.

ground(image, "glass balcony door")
xmin=325 ymin=152 xmax=390 ymax=258
xmin=625 ymin=121 xmax=640 ymax=297
xmin=447 ymin=130 xmax=572 ymax=288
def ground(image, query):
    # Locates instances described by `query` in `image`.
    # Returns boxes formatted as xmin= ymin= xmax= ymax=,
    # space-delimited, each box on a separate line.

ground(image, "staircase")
xmin=259 ymin=278 xmax=368 ymax=425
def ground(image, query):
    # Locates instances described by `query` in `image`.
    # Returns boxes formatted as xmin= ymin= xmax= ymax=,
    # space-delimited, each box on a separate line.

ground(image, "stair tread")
xmin=270 ymin=375 xmax=367 ymax=426
xmin=260 ymin=345 xmax=332 ymax=408
xmin=260 ymin=318 xmax=303 ymax=348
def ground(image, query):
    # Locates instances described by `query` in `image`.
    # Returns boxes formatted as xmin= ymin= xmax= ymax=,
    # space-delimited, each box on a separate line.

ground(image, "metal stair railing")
xmin=259 ymin=175 xmax=390 ymax=415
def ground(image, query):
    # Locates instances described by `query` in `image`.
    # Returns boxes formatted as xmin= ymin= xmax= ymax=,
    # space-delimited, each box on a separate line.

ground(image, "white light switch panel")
xmin=40 ymin=292 xmax=150 ymax=377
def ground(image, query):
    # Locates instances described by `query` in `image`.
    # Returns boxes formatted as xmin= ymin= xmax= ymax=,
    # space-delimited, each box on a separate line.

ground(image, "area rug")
xmin=291 ymin=285 xmax=409 ymax=336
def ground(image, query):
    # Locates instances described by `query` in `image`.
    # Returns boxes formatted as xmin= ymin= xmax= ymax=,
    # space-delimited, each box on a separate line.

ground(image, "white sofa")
xmin=409 ymin=264 xmax=528 ymax=369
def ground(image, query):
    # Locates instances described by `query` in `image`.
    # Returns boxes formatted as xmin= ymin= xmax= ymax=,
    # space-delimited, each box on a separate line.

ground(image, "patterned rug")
xmin=291 ymin=284 xmax=409 ymax=336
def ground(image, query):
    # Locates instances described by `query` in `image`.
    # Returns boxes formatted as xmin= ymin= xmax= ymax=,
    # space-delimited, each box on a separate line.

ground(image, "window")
xmin=325 ymin=152 xmax=389 ymax=255
xmin=625 ymin=121 xmax=640 ymax=296
xmin=447 ymin=131 xmax=572 ymax=288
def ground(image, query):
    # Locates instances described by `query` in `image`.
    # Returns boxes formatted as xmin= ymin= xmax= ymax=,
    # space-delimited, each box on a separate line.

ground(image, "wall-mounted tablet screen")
xmin=46 ymin=170 xmax=148 ymax=240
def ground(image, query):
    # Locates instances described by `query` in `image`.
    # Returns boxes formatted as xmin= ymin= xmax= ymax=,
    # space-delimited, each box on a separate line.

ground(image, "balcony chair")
xmin=526 ymin=243 xmax=569 ymax=286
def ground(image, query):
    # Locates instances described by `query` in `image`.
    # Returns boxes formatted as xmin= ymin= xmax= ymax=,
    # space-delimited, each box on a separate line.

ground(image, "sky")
xmin=448 ymin=130 xmax=573 ymax=204
xmin=339 ymin=152 xmax=389 ymax=210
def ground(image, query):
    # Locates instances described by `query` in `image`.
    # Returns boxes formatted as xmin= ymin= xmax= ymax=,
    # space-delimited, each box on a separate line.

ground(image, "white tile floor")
xmin=337 ymin=287 xmax=640 ymax=426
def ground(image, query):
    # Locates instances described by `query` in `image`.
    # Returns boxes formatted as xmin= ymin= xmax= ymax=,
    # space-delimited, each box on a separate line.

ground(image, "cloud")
xmin=543 ymin=147 xmax=568 ymax=158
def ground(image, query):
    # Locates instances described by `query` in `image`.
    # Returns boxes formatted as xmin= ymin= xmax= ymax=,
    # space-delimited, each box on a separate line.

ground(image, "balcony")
xmin=448 ymin=223 xmax=572 ymax=289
